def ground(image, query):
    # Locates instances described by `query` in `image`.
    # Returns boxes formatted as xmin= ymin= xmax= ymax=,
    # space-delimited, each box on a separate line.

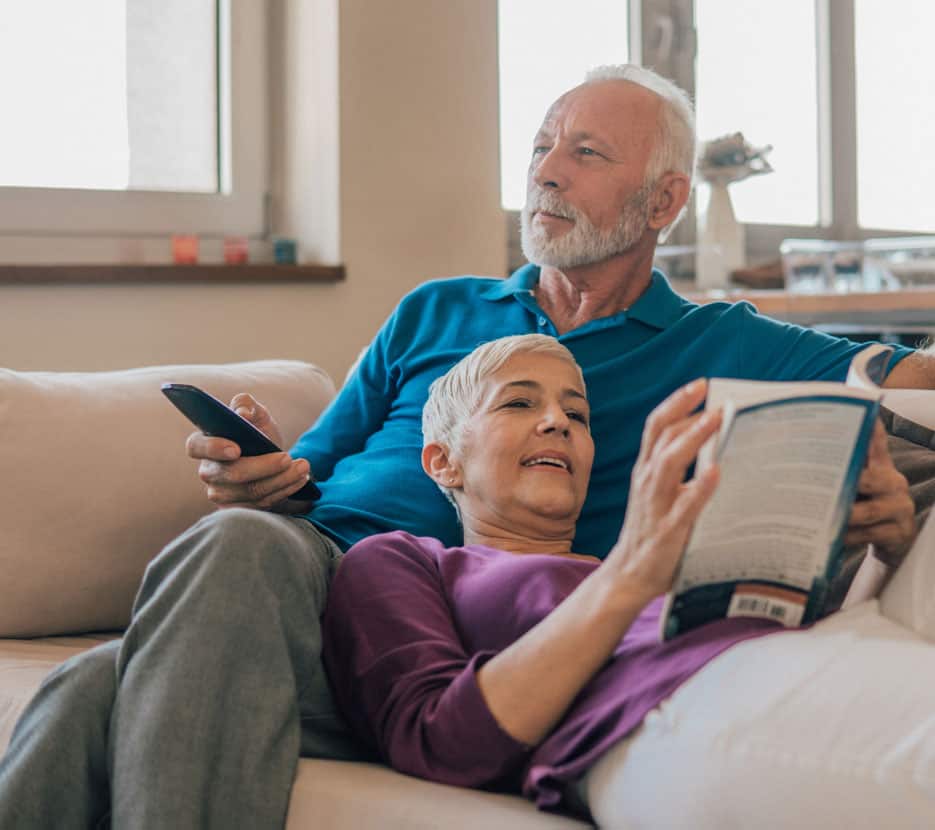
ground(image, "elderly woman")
xmin=323 ymin=333 xmax=925 ymax=827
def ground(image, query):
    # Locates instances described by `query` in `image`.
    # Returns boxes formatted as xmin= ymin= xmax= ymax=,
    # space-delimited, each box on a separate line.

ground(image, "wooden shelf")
xmin=684 ymin=287 xmax=935 ymax=319
xmin=0 ymin=263 xmax=345 ymax=285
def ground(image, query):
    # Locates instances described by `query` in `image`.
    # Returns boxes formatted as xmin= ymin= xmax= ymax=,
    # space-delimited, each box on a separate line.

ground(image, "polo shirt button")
xmin=538 ymin=316 xmax=547 ymax=327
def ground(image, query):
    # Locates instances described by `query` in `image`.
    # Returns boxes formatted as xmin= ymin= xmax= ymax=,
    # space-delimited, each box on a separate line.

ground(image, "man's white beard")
xmin=520 ymin=185 xmax=653 ymax=270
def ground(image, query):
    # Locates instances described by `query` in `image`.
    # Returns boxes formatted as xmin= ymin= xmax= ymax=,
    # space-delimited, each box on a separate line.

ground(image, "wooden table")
xmin=679 ymin=286 xmax=935 ymax=334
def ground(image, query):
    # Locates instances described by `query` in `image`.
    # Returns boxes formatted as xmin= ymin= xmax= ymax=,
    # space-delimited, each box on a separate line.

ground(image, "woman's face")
xmin=451 ymin=351 xmax=595 ymax=538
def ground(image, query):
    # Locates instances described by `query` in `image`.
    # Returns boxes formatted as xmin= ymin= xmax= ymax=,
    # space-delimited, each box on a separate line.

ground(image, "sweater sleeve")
xmin=322 ymin=533 xmax=530 ymax=787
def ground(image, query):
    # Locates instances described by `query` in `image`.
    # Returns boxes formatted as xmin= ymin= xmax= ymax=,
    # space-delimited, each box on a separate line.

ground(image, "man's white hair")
xmin=422 ymin=334 xmax=584 ymax=512
xmin=584 ymin=64 xmax=696 ymax=238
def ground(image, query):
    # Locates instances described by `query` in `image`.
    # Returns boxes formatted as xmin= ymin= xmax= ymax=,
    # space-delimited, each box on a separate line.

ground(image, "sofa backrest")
xmin=0 ymin=361 xmax=335 ymax=637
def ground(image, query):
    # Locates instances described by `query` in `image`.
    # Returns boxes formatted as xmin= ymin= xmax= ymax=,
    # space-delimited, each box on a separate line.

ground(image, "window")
xmin=499 ymin=0 xmax=935 ymax=262
xmin=695 ymin=0 xmax=820 ymax=227
xmin=0 ymin=1 xmax=218 ymax=193
xmin=693 ymin=0 xmax=935 ymax=245
xmin=0 ymin=0 xmax=267 ymax=247
xmin=498 ymin=0 xmax=630 ymax=210
xmin=855 ymin=0 xmax=935 ymax=233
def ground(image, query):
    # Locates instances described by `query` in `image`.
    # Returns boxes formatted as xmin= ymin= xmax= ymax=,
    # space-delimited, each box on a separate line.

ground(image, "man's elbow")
xmin=883 ymin=351 xmax=935 ymax=389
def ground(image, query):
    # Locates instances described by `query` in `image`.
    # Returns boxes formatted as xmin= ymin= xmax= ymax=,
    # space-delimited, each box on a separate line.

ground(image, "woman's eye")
xmin=532 ymin=146 xmax=549 ymax=156
xmin=567 ymin=410 xmax=589 ymax=425
xmin=578 ymin=147 xmax=600 ymax=157
xmin=504 ymin=399 xmax=532 ymax=409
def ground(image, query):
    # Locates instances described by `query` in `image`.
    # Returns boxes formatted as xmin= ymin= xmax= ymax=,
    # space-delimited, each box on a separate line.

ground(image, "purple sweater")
xmin=322 ymin=531 xmax=781 ymax=810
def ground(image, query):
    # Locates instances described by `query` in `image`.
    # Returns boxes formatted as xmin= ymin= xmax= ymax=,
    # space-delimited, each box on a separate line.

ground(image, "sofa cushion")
xmin=0 ymin=634 xmax=117 ymax=753
xmin=286 ymin=760 xmax=591 ymax=829
xmin=0 ymin=635 xmax=590 ymax=829
xmin=0 ymin=361 xmax=335 ymax=637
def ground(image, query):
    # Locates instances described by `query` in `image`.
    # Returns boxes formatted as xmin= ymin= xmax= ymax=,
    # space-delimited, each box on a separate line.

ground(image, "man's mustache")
xmin=523 ymin=190 xmax=579 ymax=222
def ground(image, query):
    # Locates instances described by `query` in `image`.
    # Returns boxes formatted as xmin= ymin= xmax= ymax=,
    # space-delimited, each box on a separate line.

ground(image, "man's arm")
xmin=289 ymin=294 xmax=418 ymax=481
xmin=187 ymin=343 xmax=396 ymax=513
xmin=736 ymin=305 xmax=916 ymax=383
xmin=186 ymin=393 xmax=315 ymax=512
xmin=187 ymin=295 xmax=412 ymax=511
xmin=840 ymin=422 xmax=917 ymax=606
xmin=883 ymin=349 xmax=935 ymax=389
xmin=287 ymin=343 xmax=394 ymax=482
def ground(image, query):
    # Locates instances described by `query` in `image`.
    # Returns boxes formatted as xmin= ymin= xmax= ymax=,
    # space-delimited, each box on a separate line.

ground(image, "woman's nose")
xmin=538 ymin=406 xmax=570 ymax=437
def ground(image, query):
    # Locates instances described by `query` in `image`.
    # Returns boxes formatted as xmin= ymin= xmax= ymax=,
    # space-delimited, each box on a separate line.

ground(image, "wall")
xmin=0 ymin=0 xmax=506 ymax=385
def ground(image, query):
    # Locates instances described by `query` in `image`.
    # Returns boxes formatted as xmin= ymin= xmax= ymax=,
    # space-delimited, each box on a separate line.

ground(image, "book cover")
xmin=660 ymin=344 xmax=892 ymax=640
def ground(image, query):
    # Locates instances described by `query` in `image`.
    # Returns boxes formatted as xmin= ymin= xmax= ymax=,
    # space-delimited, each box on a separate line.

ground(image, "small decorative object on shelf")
xmin=729 ymin=260 xmax=784 ymax=290
xmin=695 ymin=132 xmax=773 ymax=290
xmin=780 ymin=239 xmax=862 ymax=294
xmin=864 ymin=237 xmax=935 ymax=290
xmin=223 ymin=236 xmax=249 ymax=265
xmin=780 ymin=237 xmax=926 ymax=294
xmin=171 ymin=234 xmax=199 ymax=265
xmin=273 ymin=237 xmax=298 ymax=265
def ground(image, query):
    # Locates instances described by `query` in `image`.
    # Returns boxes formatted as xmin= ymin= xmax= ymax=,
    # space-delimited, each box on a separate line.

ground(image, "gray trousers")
xmin=0 ymin=508 xmax=364 ymax=829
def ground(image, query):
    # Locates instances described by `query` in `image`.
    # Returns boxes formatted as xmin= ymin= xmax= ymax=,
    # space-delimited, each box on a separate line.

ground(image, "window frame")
xmin=0 ymin=0 xmax=268 ymax=258
xmin=688 ymin=0 xmax=922 ymax=261
xmin=503 ymin=0 xmax=926 ymax=272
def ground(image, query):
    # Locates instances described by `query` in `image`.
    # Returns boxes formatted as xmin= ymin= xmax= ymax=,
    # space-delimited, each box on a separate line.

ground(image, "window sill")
xmin=0 ymin=263 xmax=345 ymax=285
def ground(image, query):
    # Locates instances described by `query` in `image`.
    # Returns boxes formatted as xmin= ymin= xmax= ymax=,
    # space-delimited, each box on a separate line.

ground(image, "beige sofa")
xmin=0 ymin=361 xmax=588 ymax=829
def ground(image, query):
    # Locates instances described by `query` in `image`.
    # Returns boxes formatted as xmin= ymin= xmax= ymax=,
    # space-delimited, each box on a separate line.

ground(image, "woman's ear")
xmin=422 ymin=442 xmax=462 ymax=489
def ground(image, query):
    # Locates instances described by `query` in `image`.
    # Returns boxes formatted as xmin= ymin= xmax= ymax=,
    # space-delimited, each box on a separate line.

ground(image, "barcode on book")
xmin=727 ymin=586 xmax=806 ymax=627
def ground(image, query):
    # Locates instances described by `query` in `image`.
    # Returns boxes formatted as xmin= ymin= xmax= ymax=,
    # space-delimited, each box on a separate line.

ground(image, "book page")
xmin=674 ymin=400 xmax=866 ymax=592
xmin=706 ymin=377 xmax=877 ymax=412
xmin=696 ymin=377 xmax=877 ymax=475
xmin=846 ymin=343 xmax=935 ymax=430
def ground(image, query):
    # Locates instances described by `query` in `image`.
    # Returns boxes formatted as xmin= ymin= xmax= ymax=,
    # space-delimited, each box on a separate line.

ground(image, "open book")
xmin=660 ymin=344 xmax=894 ymax=640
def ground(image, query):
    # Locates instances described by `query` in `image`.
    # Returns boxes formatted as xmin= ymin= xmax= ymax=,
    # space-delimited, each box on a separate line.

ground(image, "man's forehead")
xmin=537 ymin=80 xmax=661 ymax=138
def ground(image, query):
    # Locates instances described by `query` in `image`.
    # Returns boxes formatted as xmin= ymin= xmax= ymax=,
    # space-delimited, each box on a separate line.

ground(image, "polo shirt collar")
xmin=481 ymin=263 xmax=687 ymax=331
xmin=479 ymin=263 xmax=539 ymax=300
xmin=626 ymin=269 xmax=687 ymax=330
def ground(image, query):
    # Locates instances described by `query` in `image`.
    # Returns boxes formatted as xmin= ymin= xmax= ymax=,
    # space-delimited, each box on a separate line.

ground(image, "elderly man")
xmin=0 ymin=64 xmax=930 ymax=828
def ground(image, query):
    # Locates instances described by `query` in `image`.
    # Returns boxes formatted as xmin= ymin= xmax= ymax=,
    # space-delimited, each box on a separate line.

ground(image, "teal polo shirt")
xmin=293 ymin=264 xmax=911 ymax=557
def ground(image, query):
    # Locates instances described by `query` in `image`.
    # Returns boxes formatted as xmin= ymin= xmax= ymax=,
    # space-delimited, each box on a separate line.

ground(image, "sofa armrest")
xmin=0 ymin=360 xmax=335 ymax=637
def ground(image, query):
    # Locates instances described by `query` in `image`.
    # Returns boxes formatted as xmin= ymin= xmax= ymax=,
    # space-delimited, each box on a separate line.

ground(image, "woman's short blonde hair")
xmin=422 ymin=333 xmax=584 ymax=511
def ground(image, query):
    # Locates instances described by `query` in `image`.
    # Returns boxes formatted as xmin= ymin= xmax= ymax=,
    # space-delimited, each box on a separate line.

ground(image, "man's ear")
xmin=647 ymin=172 xmax=691 ymax=231
xmin=421 ymin=442 xmax=462 ymax=489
